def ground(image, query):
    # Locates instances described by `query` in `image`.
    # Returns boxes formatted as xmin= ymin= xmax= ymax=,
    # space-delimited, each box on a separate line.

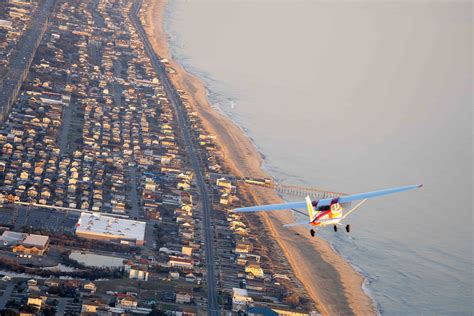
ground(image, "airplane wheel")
xmin=310 ymin=229 xmax=315 ymax=237
xmin=346 ymin=224 xmax=350 ymax=233
xmin=333 ymin=225 xmax=337 ymax=232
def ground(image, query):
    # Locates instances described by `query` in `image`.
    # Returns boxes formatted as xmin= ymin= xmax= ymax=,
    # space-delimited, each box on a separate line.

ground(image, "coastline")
xmin=142 ymin=1 xmax=376 ymax=315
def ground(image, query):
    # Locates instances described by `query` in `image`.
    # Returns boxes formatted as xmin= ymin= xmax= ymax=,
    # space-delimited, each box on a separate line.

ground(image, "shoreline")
xmin=142 ymin=1 xmax=376 ymax=314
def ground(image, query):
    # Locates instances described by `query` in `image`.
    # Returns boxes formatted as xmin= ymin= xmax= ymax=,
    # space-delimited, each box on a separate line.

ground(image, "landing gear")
xmin=310 ymin=229 xmax=316 ymax=237
xmin=333 ymin=225 xmax=338 ymax=232
xmin=345 ymin=224 xmax=351 ymax=233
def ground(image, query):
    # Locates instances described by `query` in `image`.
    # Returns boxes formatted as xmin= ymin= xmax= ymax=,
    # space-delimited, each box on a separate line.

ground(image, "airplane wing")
xmin=233 ymin=200 xmax=307 ymax=213
xmin=316 ymin=184 xmax=423 ymax=207
xmin=282 ymin=221 xmax=312 ymax=228
xmin=233 ymin=184 xmax=422 ymax=213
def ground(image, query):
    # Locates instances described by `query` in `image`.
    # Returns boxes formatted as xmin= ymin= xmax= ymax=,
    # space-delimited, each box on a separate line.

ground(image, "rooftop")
xmin=22 ymin=234 xmax=49 ymax=248
xmin=76 ymin=212 xmax=146 ymax=242
xmin=0 ymin=231 xmax=24 ymax=243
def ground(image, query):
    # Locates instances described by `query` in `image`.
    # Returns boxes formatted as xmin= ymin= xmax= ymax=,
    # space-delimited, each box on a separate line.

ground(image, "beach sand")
xmin=142 ymin=1 xmax=376 ymax=314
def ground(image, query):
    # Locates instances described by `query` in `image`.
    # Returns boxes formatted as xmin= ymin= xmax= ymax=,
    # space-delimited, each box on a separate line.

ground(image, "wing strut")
xmin=342 ymin=199 xmax=368 ymax=220
xmin=291 ymin=208 xmax=308 ymax=217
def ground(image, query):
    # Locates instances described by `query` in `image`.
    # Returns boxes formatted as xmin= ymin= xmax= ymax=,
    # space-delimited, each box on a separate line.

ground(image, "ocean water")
xmin=162 ymin=0 xmax=473 ymax=314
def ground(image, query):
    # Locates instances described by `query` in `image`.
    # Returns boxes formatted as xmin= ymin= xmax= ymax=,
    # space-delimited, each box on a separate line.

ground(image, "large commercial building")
xmin=13 ymin=234 xmax=50 ymax=256
xmin=0 ymin=232 xmax=51 ymax=256
xmin=75 ymin=212 xmax=146 ymax=246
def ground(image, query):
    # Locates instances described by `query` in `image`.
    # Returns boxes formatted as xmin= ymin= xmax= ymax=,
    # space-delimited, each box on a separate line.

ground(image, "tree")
xmin=148 ymin=310 xmax=166 ymax=316
xmin=283 ymin=293 xmax=300 ymax=307
xmin=19 ymin=305 xmax=36 ymax=313
xmin=43 ymin=306 xmax=56 ymax=316
xmin=0 ymin=309 xmax=18 ymax=316
xmin=48 ymin=286 xmax=59 ymax=295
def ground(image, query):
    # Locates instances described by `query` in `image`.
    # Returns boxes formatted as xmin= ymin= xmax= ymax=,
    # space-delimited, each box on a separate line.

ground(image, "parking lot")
xmin=0 ymin=208 xmax=13 ymax=226
xmin=0 ymin=206 xmax=79 ymax=233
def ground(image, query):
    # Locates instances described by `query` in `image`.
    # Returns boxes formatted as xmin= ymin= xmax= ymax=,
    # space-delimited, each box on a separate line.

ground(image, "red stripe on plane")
xmin=314 ymin=210 xmax=331 ymax=221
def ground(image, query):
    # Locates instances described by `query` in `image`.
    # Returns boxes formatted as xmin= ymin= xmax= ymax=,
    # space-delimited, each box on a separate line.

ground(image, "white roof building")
xmin=75 ymin=212 xmax=146 ymax=246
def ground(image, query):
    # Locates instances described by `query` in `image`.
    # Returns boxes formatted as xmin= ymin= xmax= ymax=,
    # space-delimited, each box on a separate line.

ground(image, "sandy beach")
xmin=141 ymin=1 xmax=376 ymax=314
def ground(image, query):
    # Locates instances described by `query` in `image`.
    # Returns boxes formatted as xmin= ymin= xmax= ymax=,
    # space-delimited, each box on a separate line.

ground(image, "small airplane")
xmin=233 ymin=184 xmax=422 ymax=237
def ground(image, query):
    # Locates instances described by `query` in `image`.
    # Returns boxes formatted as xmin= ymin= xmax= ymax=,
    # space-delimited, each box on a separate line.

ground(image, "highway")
xmin=0 ymin=0 xmax=56 ymax=122
xmin=129 ymin=1 xmax=219 ymax=314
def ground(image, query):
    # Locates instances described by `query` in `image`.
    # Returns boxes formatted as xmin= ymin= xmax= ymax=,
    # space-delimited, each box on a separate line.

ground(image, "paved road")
xmin=58 ymin=54 xmax=74 ymax=156
xmin=129 ymin=1 xmax=219 ymax=314
xmin=0 ymin=284 xmax=14 ymax=310
xmin=56 ymin=297 xmax=68 ymax=316
xmin=0 ymin=0 xmax=56 ymax=122
xmin=127 ymin=165 xmax=141 ymax=219
xmin=58 ymin=99 xmax=73 ymax=155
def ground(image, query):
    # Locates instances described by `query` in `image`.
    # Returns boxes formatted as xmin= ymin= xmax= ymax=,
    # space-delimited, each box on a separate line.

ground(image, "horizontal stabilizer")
xmin=233 ymin=200 xmax=307 ymax=213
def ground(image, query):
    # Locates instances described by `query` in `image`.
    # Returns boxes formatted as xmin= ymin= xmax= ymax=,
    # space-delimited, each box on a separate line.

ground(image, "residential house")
xmin=168 ymin=256 xmax=194 ymax=270
xmin=232 ymin=288 xmax=253 ymax=312
xmin=81 ymin=297 xmax=107 ymax=313
xmin=27 ymin=293 xmax=47 ymax=311
xmin=116 ymin=294 xmax=138 ymax=309
xmin=175 ymin=291 xmax=192 ymax=304
xmin=129 ymin=266 xmax=149 ymax=281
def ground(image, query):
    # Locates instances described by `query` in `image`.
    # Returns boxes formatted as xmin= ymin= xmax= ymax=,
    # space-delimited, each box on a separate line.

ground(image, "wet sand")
xmin=142 ymin=1 xmax=376 ymax=314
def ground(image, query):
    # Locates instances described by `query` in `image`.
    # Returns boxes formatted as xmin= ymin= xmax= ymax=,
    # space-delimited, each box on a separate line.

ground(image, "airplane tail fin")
xmin=306 ymin=196 xmax=316 ymax=221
